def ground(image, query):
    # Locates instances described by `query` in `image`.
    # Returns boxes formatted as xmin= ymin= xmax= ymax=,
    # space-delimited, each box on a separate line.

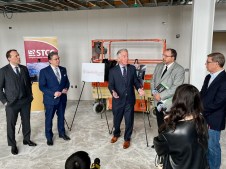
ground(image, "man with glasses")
xmin=152 ymin=48 xmax=185 ymax=129
xmin=39 ymin=51 xmax=70 ymax=146
xmin=200 ymin=52 xmax=226 ymax=169
xmin=151 ymin=48 xmax=184 ymax=161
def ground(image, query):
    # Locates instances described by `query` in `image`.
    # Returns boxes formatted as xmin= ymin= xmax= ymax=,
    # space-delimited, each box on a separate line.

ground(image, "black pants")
xmin=155 ymin=107 xmax=165 ymax=132
xmin=5 ymin=99 xmax=31 ymax=147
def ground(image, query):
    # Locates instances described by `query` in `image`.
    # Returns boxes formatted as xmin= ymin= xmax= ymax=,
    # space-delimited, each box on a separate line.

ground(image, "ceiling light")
xmin=134 ymin=0 xmax=138 ymax=7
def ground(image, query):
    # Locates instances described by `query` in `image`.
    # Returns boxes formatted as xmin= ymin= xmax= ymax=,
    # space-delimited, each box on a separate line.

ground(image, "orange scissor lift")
xmin=91 ymin=39 xmax=166 ymax=113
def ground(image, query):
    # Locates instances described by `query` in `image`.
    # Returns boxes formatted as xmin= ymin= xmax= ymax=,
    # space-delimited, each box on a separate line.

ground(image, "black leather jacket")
xmin=153 ymin=120 xmax=208 ymax=169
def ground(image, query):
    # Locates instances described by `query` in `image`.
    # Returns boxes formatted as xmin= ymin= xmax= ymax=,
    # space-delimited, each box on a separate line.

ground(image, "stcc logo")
xmin=28 ymin=49 xmax=54 ymax=57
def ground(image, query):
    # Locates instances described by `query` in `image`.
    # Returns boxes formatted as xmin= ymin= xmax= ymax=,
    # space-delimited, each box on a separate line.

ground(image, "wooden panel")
xmin=31 ymin=82 xmax=45 ymax=111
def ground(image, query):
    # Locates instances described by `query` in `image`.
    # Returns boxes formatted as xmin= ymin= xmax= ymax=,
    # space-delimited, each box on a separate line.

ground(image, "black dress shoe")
xmin=23 ymin=140 xmax=37 ymax=146
xmin=11 ymin=146 xmax=18 ymax=155
xmin=59 ymin=134 xmax=70 ymax=140
xmin=151 ymin=145 xmax=155 ymax=149
xmin=47 ymin=139 xmax=53 ymax=146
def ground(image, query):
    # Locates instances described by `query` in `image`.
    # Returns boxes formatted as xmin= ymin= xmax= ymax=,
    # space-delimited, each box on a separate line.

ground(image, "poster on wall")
xmin=24 ymin=37 xmax=58 ymax=82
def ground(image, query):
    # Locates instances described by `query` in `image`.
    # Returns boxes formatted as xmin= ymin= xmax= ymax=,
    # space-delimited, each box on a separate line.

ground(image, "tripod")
xmin=140 ymin=96 xmax=151 ymax=147
xmin=95 ymin=82 xmax=112 ymax=134
xmin=69 ymin=81 xmax=86 ymax=131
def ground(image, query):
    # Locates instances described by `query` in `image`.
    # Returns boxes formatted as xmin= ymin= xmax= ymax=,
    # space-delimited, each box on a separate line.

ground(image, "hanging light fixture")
xmin=133 ymin=0 xmax=138 ymax=7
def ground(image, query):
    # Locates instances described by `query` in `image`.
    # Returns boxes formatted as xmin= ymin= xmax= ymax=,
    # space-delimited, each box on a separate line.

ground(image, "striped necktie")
xmin=55 ymin=68 xmax=61 ymax=82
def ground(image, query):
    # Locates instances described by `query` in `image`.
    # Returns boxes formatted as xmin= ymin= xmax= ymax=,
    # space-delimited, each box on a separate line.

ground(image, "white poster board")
xmin=81 ymin=63 xmax=105 ymax=82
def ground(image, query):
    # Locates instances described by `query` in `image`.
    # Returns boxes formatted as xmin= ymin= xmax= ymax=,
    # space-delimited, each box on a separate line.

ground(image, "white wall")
xmin=0 ymin=4 xmax=225 ymax=100
xmin=214 ymin=4 xmax=226 ymax=31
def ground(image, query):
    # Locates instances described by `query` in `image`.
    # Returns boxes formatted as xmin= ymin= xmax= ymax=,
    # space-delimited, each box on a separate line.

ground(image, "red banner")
xmin=24 ymin=37 xmax=58 ymax=81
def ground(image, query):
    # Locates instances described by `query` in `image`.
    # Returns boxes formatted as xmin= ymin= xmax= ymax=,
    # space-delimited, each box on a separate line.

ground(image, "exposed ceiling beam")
xmin=4 ymin=6 xmax=27 ymax=12
xmin=11 ymin=4 xmax=40 ymax=12
xmin=88 ymin=1 xmax=101 ymax=9
xmin=33 ymin=0 xmax=58 ymax=10
xmin=48 ymin=0 xmax=77 ymax=10
xmin=0 ymin=0 xmax=6 ymax=4
xmin=24 ymin=3 xmax=52 ymax=11
xmin=103 ymin=0 xmax=115 ymax=8
xmin=171 ymin=0 xmax=174 ymax=5
xmin=118 ymin=0 xmax=128 ymax=7
xmin=67 ymin=0 xmax=88 ymax=9
xmin=137 ymin=0 xmax=143 ymax=7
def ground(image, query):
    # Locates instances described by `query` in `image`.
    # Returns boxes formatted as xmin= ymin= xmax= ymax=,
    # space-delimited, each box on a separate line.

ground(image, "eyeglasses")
xmin=162 ymin=54 xmax=172 ymax=58
xmin=52 ymin=57 xmax=60 ymax=61
xmin=206 ymin=61 xmax=217 ymax=64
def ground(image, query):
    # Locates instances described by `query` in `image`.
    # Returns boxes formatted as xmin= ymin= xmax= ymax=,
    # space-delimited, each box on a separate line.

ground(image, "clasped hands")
xmin=54 ymin=88 xmax=68 ymax=98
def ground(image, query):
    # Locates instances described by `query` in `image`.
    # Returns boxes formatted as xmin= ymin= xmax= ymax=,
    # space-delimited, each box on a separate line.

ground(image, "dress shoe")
xmin=47 ymin=139 xmax=53 ymax=146
xmin=151 ymin=144 xmax=155 ymax=149
xmin=59 ymin=134 xmax=70 ymax=140
xmin=23 ymin=140 xmax=37 ymax=146
xmin=123 ymin=141 xmax=130 ymax=149
xmin=11 ymin=146 xmax=18 ymax=155
xmin=110 ymin=136 xmax=118 ymax=143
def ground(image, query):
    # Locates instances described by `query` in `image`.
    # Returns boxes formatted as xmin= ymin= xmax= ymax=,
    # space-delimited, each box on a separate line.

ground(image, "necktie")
xmin=161 ymin=66 xmax=168 ymax=78
xmin=55 ymin=68 xmax=61 ymax=82
xmin=123 ymin=67 xmax=127 ymax=78
xmin=15 ymin=67 xmax=20 ymax=76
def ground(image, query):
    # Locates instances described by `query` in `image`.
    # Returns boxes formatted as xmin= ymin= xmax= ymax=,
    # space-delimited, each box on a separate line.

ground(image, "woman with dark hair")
xmin=153 ymin=84 xmax=209 ymax=169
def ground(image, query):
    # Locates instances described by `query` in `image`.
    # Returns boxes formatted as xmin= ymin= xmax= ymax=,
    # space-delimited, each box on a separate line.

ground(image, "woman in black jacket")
xmin=153 ymin=84 xmax=208 ymax=169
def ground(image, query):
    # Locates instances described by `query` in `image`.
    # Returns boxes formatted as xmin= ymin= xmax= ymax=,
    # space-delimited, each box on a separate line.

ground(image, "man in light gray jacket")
xmin=151 ymin=48 xmax=185 ymax=130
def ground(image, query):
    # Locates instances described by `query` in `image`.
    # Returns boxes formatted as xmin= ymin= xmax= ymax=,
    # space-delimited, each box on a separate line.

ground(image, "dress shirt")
xmin=208 ymin=69 xmax=224 ymax=87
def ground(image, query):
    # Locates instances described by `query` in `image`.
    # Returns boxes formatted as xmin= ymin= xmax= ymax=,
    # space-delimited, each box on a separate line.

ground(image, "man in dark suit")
xmin=0 ymin=49 xmax=37 ymax=155
xmin=108 ymin=49 xmax=144 ymax=149
xmin=39 ymin=51 xmax=70 ymax=146
xmin=200 ymin=52 xmax=226 ymax=169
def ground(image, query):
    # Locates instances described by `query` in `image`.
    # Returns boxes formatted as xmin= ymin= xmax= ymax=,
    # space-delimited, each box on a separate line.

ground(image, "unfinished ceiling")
xmin=0 ymin=0 xmax=225 ymax=14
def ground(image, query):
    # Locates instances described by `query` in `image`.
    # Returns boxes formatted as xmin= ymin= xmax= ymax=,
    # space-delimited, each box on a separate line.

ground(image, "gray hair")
xmin=208 ymin=52 xmax=225 ymax=67
xmin=117 ymin=49 xmax=128 ymax=57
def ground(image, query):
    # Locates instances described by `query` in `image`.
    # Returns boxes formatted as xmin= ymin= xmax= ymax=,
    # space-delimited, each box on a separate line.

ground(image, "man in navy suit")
xmin=200 ymin=52 xmax=226 ymax=169
xmin=108 ymin=49 xmax=144 ymax=149
xmin=0 ymin=49 xmax=37 ymax=155
xmin=39 ymin=51 xmax=70 ymax=146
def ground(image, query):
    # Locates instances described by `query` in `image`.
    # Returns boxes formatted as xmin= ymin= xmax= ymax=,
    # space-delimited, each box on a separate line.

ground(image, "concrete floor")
xmin=0 ymin=100 xmax=225 ymax=169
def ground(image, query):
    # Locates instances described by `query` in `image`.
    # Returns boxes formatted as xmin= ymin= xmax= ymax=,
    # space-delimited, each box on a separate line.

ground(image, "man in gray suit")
xmin=151 ymin=48 xmax=185 ymax=129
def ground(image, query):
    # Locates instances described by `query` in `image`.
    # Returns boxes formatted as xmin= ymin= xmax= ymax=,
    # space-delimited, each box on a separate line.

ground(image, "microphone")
xmin=157 ymin=101 xmax=167 ymax=113
xmin=90 ymin=158 xmax=100 ymax=169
